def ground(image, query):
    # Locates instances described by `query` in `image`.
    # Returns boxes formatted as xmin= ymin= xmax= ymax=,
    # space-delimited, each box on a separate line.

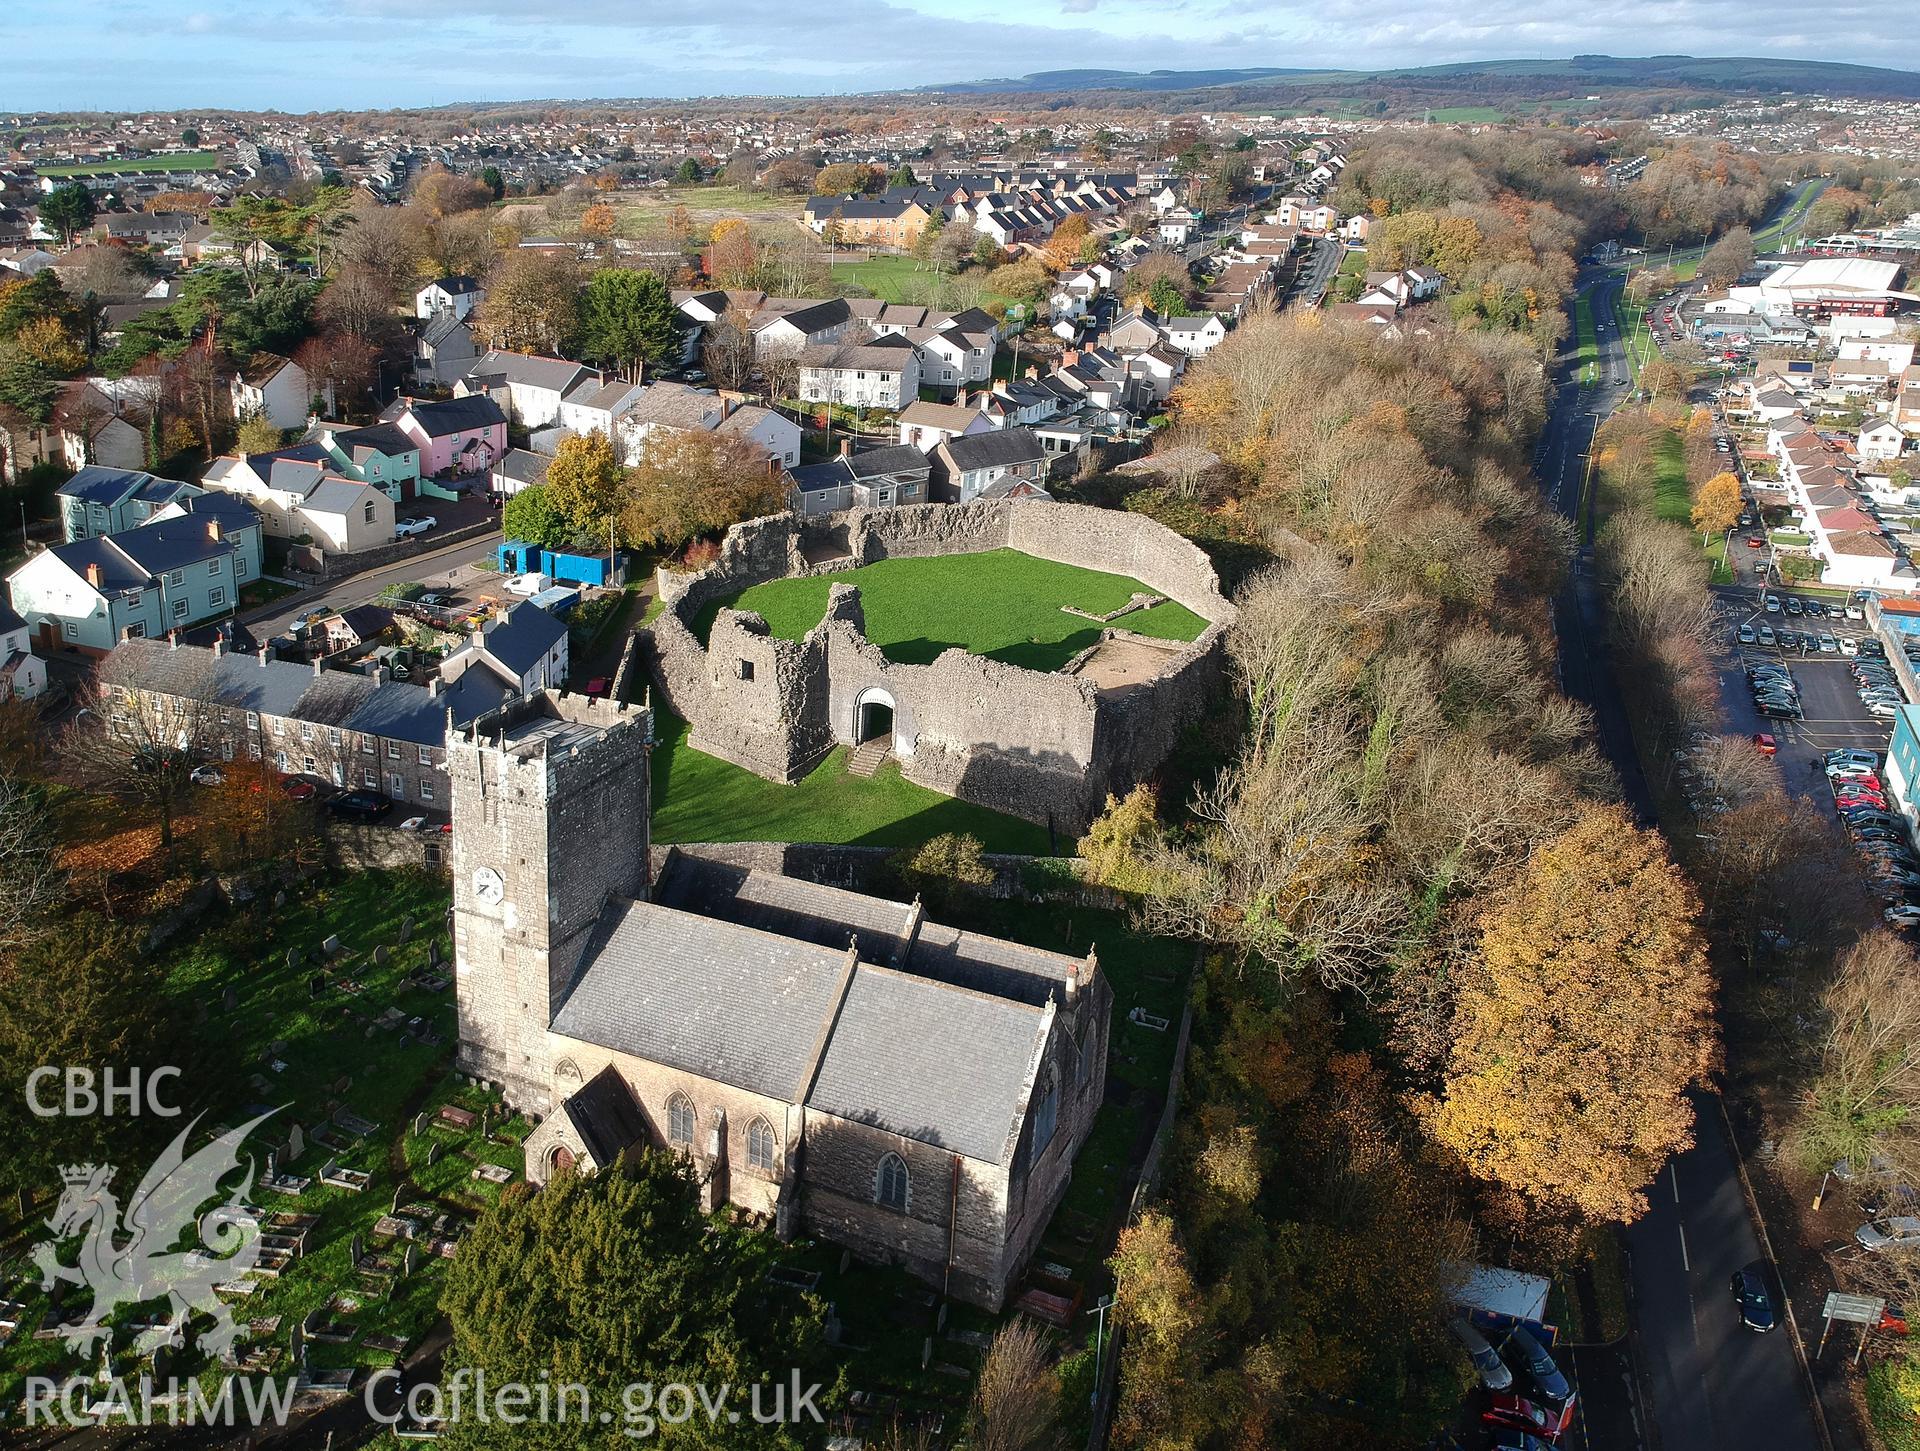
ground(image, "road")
xmin=1287 ymin=236 xmax=1345 ymax=307
xmin=245 ymin=528 xmax=503 ymax=639
xmin=1540 ymin=271 xmax=1825 ymax=1451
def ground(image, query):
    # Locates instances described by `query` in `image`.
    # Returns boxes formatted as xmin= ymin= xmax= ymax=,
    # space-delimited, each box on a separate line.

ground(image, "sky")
xmin=2 ymin=0 xmax=1912 ymax=111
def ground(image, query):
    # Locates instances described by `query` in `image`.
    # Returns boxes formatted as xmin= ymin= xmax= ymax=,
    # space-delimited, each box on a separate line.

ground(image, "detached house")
xmin=456 ymin=352 xmax=599 ymax=430
xmin=1163 ymin=315 xmax=1226 ymax=359
xmin=614 ymin=383 xmax=800 ymax=470
xmin=788 ymin=444 xmax=934 ymax=517
xmin=898 ymin=399 xmax=997 ymax=453
xmin=416 ymin=275 xmax=484 ymax=321
xmin=440 ymin=602 xmax=570 ymax=697
xmin=229 ymin=354 xmax=317 ymax=433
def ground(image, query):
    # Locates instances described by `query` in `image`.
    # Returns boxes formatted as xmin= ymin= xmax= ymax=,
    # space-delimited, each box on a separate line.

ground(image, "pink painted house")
xmin=383 ymin=395 xmax=508 ymax=478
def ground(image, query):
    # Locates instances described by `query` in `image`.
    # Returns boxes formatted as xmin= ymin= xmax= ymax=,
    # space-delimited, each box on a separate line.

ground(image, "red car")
xmin=280 ymin=777 xmax=318 ymax=801
xmin=1753 ymin=733 xmax=1777 ymax=757
xmin=1484 ymin=1390 xmax=1576 ymax=1442
xmin=585 ymin=676 xmax=610 ymax=699
xmin=1747 ymin=536 xmax=1765 ymax=549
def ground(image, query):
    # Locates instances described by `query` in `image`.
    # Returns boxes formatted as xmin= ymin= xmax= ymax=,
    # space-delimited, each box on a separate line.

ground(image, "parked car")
xmin=189 ymin=764 xmax=224 ymax=786
xmin=1738 ymin=623 xmax=1757 ymax=643
xmin=1785 ymin=597 xmax=1804 ymax=616
xmin=1830 ymin=749 xmax=1882 ymax=768
xmin=1859 ymin=1217 xmax=1920 ymax=1250
xmin=506 ymin=572 xmax=555 ymax=597
xmin=1752 ymin=733 xmax=1777 ymax=757
xmin=1759 ymin=703 xmax=1805 ymax=720
xmin=326 ymin=789 xmax=393 ymax=822
xmin=1842 ymin=637 xmax=1862 ymax=657
xmin=1820 ymin=634 xmax=1840 ymax=653
xmin=1504 ymin=1326 xmax=1571 ymax=1404
xmin=1731 ymin=1266 xmax=1778 ymax=1332
xmin=280 ymin=777 xmax=318 ymax=801
xmin=1847 ymin=602 xmax=1867 ymax=621
xmin=1756 ymin=625 xmax=1777 ymax=646
xmin=1483 ymin=1391 xmax=1576 ymax=1440
xmin=1888 ymin=905 xmax=1920 ymax=929
xmin=393 ymin=516 xmax=438 ymax=538
xmin=1449 ymin=1318 xmax=1513 ymax=1391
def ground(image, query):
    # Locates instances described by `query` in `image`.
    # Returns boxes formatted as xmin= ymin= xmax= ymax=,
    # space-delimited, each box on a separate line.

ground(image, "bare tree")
xmin=701 ymin=309 xmax=755 ymax=393
xmin=968 ymin=1320 xmax=1060 ymax=1451
xmin=0 ymin=774 xmax=65 ymax=950
xmin=64 ymin=648 xmax=221 ymax=866
xmin=1799 ymin=933 xmax=1920 ymax=1193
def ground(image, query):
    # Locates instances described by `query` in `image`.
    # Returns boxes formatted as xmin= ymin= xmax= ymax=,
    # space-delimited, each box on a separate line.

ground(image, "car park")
xmin=1738 ymin=622 xmax=1756 ymax=643
xmin=1843 ymin=636 xmax=1861 ymax=656
xmin=1829 ymin=750 xmax=1881 ymax=768
xmin=1731 ymin=1267 xmax=1777 ymax=1332
xmin=1820 ymin=633 xmax=1839 ymax=653
xmin=1759 ymin=702 xmax=1804 ymax=720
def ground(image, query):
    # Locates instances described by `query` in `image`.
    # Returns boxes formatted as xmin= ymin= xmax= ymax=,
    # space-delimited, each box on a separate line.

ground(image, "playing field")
xmin=37 ymin=150 xmax=219 ymax=177
xmin=700 ymin=548 xmax=1209 ymax=673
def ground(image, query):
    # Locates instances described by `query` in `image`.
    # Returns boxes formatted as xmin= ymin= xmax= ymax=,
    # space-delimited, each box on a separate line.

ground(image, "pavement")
xmin=1537 ymin=269 xmax=1825 ymax=1451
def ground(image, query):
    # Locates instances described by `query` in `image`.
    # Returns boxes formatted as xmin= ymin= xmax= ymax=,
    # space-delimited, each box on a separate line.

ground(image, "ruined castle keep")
xmin=449 ymin=690 xmax=1114 ymax=1309
xmin=645 ymin=499 xmax=1237 ymax=832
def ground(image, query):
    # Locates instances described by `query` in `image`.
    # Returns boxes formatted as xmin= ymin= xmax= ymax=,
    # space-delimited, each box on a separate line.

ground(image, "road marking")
xmin=1678 ymin=1222 xmax=1691 ymax=1272
xmin=1671 ymin=1163 xmax=1681 ymax=1203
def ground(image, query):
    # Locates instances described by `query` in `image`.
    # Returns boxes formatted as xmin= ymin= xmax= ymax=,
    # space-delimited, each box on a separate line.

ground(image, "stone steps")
xmin=847 ymin=738 xmax=892 ymax=778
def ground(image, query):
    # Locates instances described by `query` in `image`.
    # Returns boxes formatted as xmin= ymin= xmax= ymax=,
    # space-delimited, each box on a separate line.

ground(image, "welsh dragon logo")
xmin=31 ymin=1110 xmax=276 ymax=1358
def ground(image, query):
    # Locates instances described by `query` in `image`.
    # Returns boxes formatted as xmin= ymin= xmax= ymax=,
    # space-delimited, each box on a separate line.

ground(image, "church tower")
xmin=446 ymin=691 xmax=653 ymax=1114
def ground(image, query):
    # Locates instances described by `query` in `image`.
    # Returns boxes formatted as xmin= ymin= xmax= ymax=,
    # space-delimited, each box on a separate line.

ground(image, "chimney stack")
xmin=211 ymin=636 xmax=226 ymax=658
xmin=206 ymin=518 xmax=221 ymax=542
xmin=430 ymin=676 xmax=444 ymax=698
xmin=168 ymin=631 xmax=179 ymax=650
xmin=85 ymin=561 xmax=103 ymax=588
xmin=258 ymin=645 xmax=272 ymax=668
xmin=312 ymin=657 xmax=325 ymax=678
xmin=373 ymin=665 xmax=389 ymax=686
xmin=839 ymin=438 xmax=852 ymax=458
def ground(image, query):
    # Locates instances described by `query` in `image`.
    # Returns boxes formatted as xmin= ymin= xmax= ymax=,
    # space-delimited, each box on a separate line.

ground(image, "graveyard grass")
xmin=0 ymin=870 xmax=525 ymax=1406
xmin=697 ymin=547 xmax=1210 ymax=672
xmin=0 ymin=871 xmax=1190 ymax=1425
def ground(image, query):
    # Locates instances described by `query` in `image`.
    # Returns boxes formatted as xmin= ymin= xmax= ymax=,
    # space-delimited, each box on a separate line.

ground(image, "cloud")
xmin=1 ymin=0 xmax=1915 ymax=108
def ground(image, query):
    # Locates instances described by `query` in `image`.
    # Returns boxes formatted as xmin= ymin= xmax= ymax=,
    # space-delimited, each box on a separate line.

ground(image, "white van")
xmin=506 ymin=572 xmax=555 ymax=597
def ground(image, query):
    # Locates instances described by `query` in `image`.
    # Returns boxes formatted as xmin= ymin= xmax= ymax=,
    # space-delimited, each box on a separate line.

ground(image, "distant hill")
xmin=919 ymin=55 xmax=1920 ymax=103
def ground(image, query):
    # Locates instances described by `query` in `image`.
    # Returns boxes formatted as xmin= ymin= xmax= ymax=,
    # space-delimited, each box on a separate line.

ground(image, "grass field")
xmin=1428 ymin=106 xmax=1508 ymax=123
xmin=649 ymin=711 xmax=1053 ymax=852
xmin=1653 ymin=429 xmax=1691 ymax=524
xmin=831 ymin=254 xmax=939 ymax=304
xmin=38 ymin=150 xmax=218 ymax=177
xmin=702 ymin=548 xmax=1210 ymax=672
xmin=1574 ymin=292 xmax=1600 ymax=384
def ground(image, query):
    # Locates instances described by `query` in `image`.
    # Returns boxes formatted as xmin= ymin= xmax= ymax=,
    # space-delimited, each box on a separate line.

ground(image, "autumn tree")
xmin=543 ymin=430 xmax=624 ymax=545
xmin=501 ymin=482 xmax=568 ymax=550
xmin=413 ymin=163 xmax=493 ymax=220
xmin=579 ymin=202 xmax=616 ymax=241
xmin=814 ymin=162 xmax=876 ymax=197
xmin=0 ymin=773 xmax=63 ymax=953
xmin=1042 ymin=214 xmax=1091 ymax=272
xmin=1698 ymin=226 xmax=1755 ymax=289
xmin=1429 ymin=803 xmax=1716 ymax=1225
xmin=1799 ymin=933 xmax=1920 ymax=1191
xmin=619 ymin=430 xmax=784 ymax=552
xmin=1691 ymin=470 xmax=1743 ymax=541
xmin=707 ymin=218 xmax=755 ymax=288
xmin=967 ymin=1322 xmax=1059 ymax=1451
xmin=474 ymin=249 xmax=580 ymax=356
xmin=235 ymin=412 xmax=282 ymax=455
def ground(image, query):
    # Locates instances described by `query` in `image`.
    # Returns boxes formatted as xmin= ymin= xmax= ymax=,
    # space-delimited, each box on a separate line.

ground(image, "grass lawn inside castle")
xmin=698 ymin=548 xmax=1210 ymax=673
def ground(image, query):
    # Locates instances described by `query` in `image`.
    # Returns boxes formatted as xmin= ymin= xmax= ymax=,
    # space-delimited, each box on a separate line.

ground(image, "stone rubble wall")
xmin=643 ymin=500 xmax=1237 ymax=832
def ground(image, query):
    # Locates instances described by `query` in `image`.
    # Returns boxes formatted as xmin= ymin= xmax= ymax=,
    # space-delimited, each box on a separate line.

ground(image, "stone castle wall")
xmin=645 ymin=501 xmax=1236 ymax=832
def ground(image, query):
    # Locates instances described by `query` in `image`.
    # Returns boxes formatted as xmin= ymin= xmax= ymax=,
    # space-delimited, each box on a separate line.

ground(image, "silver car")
xmin=1856 ymin=1216 xmax=1920 ymax=1250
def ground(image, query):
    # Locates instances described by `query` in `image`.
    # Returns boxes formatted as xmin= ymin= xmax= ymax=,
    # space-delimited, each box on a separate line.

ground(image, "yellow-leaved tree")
xmin=1691 ymin=470 xmax=1743 ymax=541
xmin=1428 ymin=803 xmax=1716 ymax=1225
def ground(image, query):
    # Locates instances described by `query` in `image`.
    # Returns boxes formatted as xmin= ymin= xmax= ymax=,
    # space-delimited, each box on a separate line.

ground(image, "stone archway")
xmin=853 ymin=686 xmax=897 ymax=750
xmin=549 ymin=1144 xmax=576 ymax=1177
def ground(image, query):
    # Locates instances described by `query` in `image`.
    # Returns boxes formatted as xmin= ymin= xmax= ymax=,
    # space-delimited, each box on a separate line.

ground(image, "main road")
xmin=1540 ymin=270 xmax=1825 ymax=1451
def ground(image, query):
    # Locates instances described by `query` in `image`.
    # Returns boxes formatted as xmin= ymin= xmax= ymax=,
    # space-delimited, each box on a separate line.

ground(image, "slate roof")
xmin=494 ymin=448 xmax=551 ymax=487
xmin=799 ymin=335 xmax=919 ymax=374
xmin=476 ymin=602 xmax=566 ymax=678
xmin=844 ymin=444 xmax=934 ymax=481
xmin=898 ymin=401 xmax=983 ymax=433
xmin=940 ymin=428 xmax=1045 ymax=471
xmin=59 ymin=466 xmax=180 ymax=507
xmin=428 ymin=274 xmax=482 ymax=296
xmin=808 ymin=964 xmax=1044 ymax=1162
xmin=654 ymin=855 xmax=915 ymax=965
xmin=394 ymin=394 xmax=508 ymax=436
xmin=551 ymin=902 xmax=852 ymax=1101
xmin=466 ymin=350 xmax=596 ymax=395
xmin=50 ymin=510 xmax=242 ymax=592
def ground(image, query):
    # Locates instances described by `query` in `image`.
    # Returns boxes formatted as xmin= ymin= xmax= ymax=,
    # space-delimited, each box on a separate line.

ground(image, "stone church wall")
xmin=644 ymin=500 xmax=1237 ymax=832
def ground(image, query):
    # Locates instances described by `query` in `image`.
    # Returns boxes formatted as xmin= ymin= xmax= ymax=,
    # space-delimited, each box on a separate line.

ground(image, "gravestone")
xmin=286 ymin=947 xmax=302 ymax=971
xmin=289 ymin=1322 xmax=304 ymax=1365
xmin=349 ymin=1234 xmax=363 ymax=1266
xmin=412 ymin=1112 xmax=428 ymax=1138
xmin=426 ymin=1142 xmax=443 ymax=1166
xmin=391 ymin=1184 xmax=405 ymax=1213
xmin=321 ymin=934 xmax=341 ymax=956
xmin=937 ymin=1302 xmax=948 ymax=1332
xmin=222 ymin=986 xmax=238 ymax=1014
xmin=479 ymin=1110 xmax=492 ymax=1140
xmin=273 ymin=891 xmax=286 ymax=909
xmin=308 ymin=973 xmax=327 ymax=1000
xmin=922 ymin=1337 xmax=932 ymax=1370
xmin=397 ymin=917 xmax=413 ymax=945
xmin=286 ymin=1123 xmax=305 ymax=1160
xmin=264 ymin=1152 xmax=278 ymax=1182
xmin=403 ymin=1244 xmax=418 ymax=1277
xmin=427 ymin=940 xmax=443 ymax=969
xmin=372 ymin=945 xmax=389 ymax=966
xmin=333 ymin=1075 xmax=351 ymax=1094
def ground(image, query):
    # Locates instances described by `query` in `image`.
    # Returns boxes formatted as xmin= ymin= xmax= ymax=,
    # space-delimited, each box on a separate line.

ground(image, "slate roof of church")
xmin=552 ymin=856 xmax=1085 ymax=1164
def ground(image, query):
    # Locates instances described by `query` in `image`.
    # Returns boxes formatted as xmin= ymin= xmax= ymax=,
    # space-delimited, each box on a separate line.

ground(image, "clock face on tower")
xmin=472 ymin=866 xmax=505 ymax=906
